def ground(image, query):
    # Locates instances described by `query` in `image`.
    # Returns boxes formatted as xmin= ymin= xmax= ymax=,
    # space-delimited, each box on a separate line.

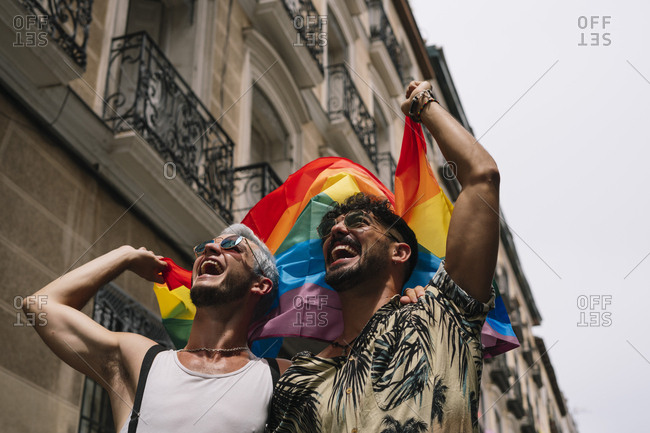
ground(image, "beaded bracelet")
xmin=408 ymin=89 xmax=438 ymax=123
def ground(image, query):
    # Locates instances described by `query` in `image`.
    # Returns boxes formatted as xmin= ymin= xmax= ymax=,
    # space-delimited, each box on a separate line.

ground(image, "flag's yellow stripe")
xmin=153 ymin=283 xmax=196 ymax=321
xmin=266 ymin=171 xmax=388 ymax=252
xmin=402 ymin=192 xmax=454 ymax=258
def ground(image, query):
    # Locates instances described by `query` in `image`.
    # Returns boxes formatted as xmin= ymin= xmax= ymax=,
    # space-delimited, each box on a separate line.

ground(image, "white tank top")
xmin=118 ymin=351 xmax=274 ymax=433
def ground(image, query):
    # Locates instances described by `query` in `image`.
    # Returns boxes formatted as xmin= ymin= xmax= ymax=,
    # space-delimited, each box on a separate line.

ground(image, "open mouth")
xmin=328 ymin=240 xmax=361 ymax=266
xmin=199 ymin=259 xmax=224 ymax=276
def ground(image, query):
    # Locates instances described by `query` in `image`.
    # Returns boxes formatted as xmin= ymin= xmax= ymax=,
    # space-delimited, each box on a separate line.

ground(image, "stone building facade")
xmin=0 ymin=0 xmax=576 ymax=432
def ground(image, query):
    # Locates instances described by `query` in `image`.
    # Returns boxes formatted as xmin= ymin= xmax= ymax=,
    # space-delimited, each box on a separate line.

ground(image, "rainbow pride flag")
xmin=154 ymin=119 xmax=519 ymax=357
xmin=153 ymin=257 xmax=194 ymax=349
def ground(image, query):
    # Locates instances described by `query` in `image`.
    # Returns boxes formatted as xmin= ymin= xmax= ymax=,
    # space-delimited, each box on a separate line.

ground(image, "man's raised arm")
xmin=402 ymin=81 xmax=500 ymax=303
xmin=22 ymin=246 xmax=167 ymax=387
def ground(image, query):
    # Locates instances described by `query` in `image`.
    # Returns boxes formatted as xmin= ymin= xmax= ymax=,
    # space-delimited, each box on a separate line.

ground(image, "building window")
xmin=78 ymin=283 xmax=173 ymax=433
xmin=374 ymin=99 xmax=396 ymax=190
xmin=250 ymin=86 xmax=291 ymax=177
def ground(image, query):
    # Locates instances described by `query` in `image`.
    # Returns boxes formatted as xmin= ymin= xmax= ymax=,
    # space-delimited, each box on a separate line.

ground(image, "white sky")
xmin=409 ymin=1 xmax=650 ymax=431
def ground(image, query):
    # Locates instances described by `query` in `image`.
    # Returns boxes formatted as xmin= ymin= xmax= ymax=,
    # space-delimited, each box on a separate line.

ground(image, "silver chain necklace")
xmin=178 ymin=346 xmax=248 ymax=353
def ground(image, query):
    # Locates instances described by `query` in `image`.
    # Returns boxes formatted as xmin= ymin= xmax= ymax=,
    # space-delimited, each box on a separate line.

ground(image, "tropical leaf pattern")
xmin=267 ymin=263 xmax=494 ymax=433
xmin=430 ymin=375 xmax=448 ymax=426
xmin=380 ymin=415 xmax=428 ymax=433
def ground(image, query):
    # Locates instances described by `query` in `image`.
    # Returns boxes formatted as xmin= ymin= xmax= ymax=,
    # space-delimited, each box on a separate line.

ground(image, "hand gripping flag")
xmin=154 ymin=118 xmax=519 ymax=357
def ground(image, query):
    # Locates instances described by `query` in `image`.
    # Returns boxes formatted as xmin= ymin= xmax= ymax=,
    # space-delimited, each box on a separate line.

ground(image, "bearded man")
xmin=23 ymin=224 xmax=289 ymax=432
xmin=268 ymin=80 xmax=500 ymax=432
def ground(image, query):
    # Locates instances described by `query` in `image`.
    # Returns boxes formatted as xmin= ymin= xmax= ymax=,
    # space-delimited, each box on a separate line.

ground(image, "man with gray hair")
xmin=23 ymin=223 xmax=289 ymax=432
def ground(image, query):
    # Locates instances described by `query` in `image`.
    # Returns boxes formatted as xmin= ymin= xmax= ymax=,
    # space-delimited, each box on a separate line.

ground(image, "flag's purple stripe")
xmin=248 ymin=283 xmax=343 ymax=341
xmin=481 ymin=321 xmax=520 ymax=358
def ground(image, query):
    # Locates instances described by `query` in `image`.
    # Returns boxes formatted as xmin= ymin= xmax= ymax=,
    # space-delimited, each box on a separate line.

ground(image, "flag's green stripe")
xmin=162 ymin=318 xmax=192 ymax=349
xmin=275 ymin=193 xmax=336 ymax=255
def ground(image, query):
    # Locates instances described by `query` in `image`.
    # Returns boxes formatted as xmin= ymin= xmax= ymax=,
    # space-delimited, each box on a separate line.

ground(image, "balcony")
xmin=531 ymin=364 xmax=543 ymax=388
xmin=522 ymin=344 xmax=534 ymax=366
xmin=377 ymin=151 xmax=396 ymax=191
xmin=231 ymin=163 xmax=282 ymax=222
xmin=103 ymin=32 xmax=235 ymax=222
xmin=253 ymin=0 xmax=324 ymax=88
xmin=520 ymin=411 xmax=536 ymax=433
xmin=18 ymin=0 xmax=91 ymax=68
xmin=367 ymin=0 xmax=403 ymax=96
xmin=506 ymin=381 xmax=526 ymax=419
xmin=328 ymin=63 xmax=378 ymax=169
xmin=1 ymin=0 xmax=91 ymax=86
xmin=487 ymin=355 xmax=511 ymax=393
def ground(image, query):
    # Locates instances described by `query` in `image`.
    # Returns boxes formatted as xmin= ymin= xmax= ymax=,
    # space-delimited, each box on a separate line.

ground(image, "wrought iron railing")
xmin=93 ymin=283 xmax=174 ymax=346
xmin=367 ymin=0 xmax=402 ymax=82
xmin=520 ymin=411 xmax=536 ymax=433
xmin=487 ymin=355 xmax=511 ymax=393
xmin=328 ymin=64 xmax=377 ymax=167
xmin=520 ymin=398 xmax=536 ymax=433
xmin=19 ymin=0 xmax=92 ymax=68
xmin=377 ymin=151 xmax=396 ymax=191
xmin=103 ymin=32 xmax=235 ymax=221
xmin=507 ymin=381 xmax=526 ymax=419
xmin=281 ymin=0 xmax=324 ymax=72
xmin=231 ymin=163 xmax=282 ymax=221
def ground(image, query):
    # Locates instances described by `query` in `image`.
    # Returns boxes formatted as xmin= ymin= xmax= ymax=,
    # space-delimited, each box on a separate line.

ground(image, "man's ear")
xmin=251 ymin=277 xmax=273 ymax=296
xmin=392 ymin=243 xmax=411 ymax=265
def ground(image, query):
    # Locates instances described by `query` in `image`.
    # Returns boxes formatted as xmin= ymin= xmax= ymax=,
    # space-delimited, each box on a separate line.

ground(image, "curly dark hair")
xmin=321 ymin=193 xmax=419 ymax=283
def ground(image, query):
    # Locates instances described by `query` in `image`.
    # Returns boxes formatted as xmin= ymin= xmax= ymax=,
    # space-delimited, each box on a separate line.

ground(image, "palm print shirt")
xmin=267 ymin=263 xmax=495 ymax=433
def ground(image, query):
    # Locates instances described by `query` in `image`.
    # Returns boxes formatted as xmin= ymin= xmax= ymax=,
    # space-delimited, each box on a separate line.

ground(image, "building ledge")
xmin=0 ymin=0 xmax=84 ymax=87
xmin=369 ymin=40 xmax=403 ymax=97
xmin=254 ymin=0 xmax=324 ymax=89
xmin=0 ymin=63 xmax=229 ymax=254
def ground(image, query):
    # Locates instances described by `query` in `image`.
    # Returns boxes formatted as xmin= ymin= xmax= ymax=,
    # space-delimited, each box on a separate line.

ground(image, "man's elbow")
xmin=22 ymin=295 xmax=32 ymax=313
xmin=22 ymin=294 xmax=44 ymax=314
xmin=469 ymin=163 xmax=500 ymax=189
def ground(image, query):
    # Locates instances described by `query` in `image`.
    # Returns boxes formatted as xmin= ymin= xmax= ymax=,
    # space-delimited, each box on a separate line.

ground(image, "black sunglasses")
xmin=317 ymin=211 xmax=400 ymax=242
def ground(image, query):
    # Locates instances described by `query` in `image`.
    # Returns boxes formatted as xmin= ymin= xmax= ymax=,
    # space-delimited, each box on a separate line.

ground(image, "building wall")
xmin=0 ymin=87 xmax=187 ymax=432
xmin=0 ymin=0 xmax=578 ymax=432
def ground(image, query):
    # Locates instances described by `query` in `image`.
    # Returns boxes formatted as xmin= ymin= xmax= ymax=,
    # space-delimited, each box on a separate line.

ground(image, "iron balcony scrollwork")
xmin=281 ymin=0 xmax=324 ymax=72
xmin=19 ymin=0 xmax=93 ymax=68
xmin=328 ymin=64 xmax=378 ymax=168
xmin=94 ymin=283 xmax=173 ymax=347
xmin=231 ymin=163 xmax=282 ymax=222
xmin=103 ymin=32 xmax=235 ymax=221
xmin=506 ymin=381 xmax=526 ymax=419
xmin=367 ymin=0 xmax=403 ymax=82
